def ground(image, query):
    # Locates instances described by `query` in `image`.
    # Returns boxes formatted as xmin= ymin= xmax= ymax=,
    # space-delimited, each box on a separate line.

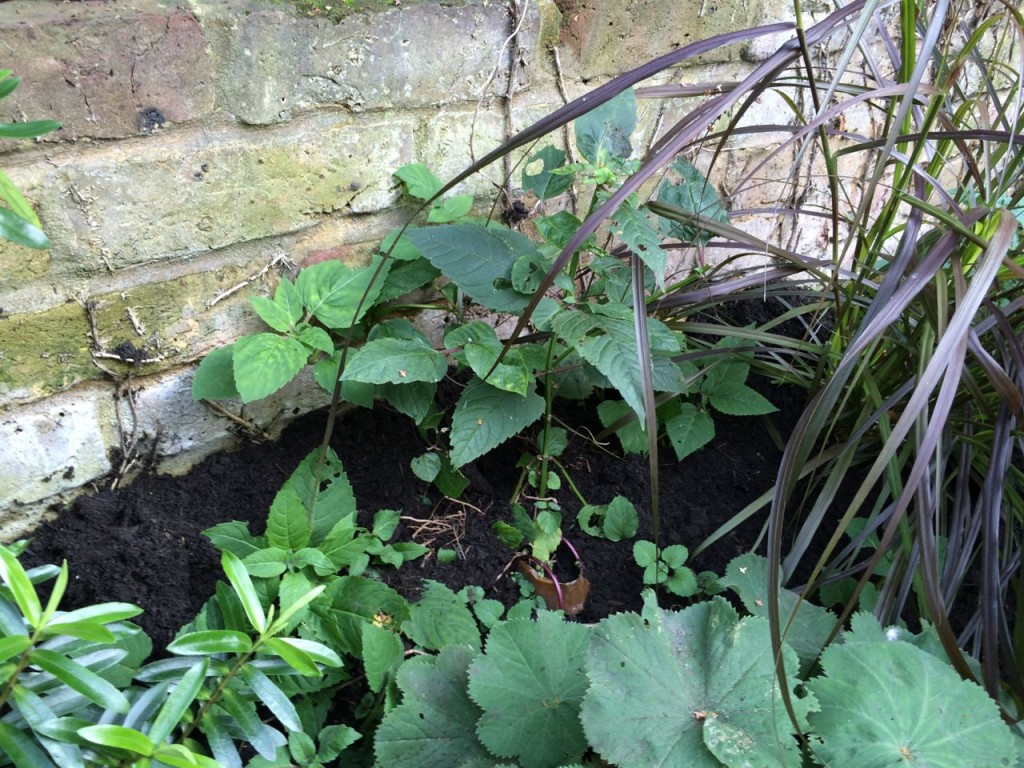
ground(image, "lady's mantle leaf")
xmin=806 ymin=636 xmax=1018 ymax=768
xmin=374 ymin=646 xmax=491 ymax=768
xmin=582 ymin=597 xmax=812 ymax=768
xmin=468 ymin=612 xmax=591 ymax=768
xmin=449 ymin=378 xmax=545 ymax=468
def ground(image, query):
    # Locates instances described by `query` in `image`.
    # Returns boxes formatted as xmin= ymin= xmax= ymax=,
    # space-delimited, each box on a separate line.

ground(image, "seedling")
xmin=633 ymin=540 xmax=698 ymax=598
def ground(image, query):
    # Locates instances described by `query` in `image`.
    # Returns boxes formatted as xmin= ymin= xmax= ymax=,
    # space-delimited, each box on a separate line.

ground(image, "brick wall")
xmin=0 ymin=0 xmax=795 ymax=538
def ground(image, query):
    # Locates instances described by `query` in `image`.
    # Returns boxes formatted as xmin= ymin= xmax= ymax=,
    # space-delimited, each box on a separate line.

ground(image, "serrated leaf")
xmin=251 ymin=296 xmax=296 ymax=333
xmin=379 ymin=380 xmax=436 ymax=423
xmin=296 ymin=256 xmax=389 ymax=330
xmin=428 ymin=194 xmax=474 ymax=223
xmin=378 ymin=256 xmax=442 ymax=302
xmin=318 ymin=576 xmax=410 ymax=657
xmin=373 ymin=509 xmax=401 ymax=541
xmin=665 ymin=403 xmax=715 ymax=461
xmin=449 ymin=378 xmax=545 ymax=468
xmin=575 ymin=88 xmax=636 ymax=163
xmin=266 ymin=485 xmax=312 ymax=550
xmin=191 ymin=344 xmax=239 ymax=400
xmin=553 ymin=308 xmax=681 ymax=424
xmin=806 ymin=638 xmax=1018 ymax=768
xmin=405 ymin=223 xmax=536 ymax=313
xmin=344 ymin=337 xmax=446 ymax=385
xmin=611 ymin=197 xmax=667 ymax=287
xmin=402 ymin=581 xmax=480 ymax=651
xmin=394 ymin=163 xmax=444 ymax=200
xmin=523 ymin=146 xmax=573 ymax=200
xmin=204 ymin=520 xmax=263 ymax=558
xmin=374 ymin=646 xmax=490 ymax=768
xmin=318 ymin=724 xmax=361 ymax=760
xmin=469 ymin=612 xmax=590 ymax=768
xmin=709 ymin=383 xmax=778 ymax=416
xmin=597 ymin=399 xmax=647 ymax=454
xmin=362 ymin=622 xmax=404 ymax=694
xmin=656 ymin=158 xmax=730 ymax=246
xmin=233 ymin=333 xmax=307 ymax=403
xmin=582 ymin=598 xmax=811 ymax=768
xmin=721 ymin=554 xmax=834 ymax=668
xmin=295 ymin=324 xmax=334 ymax=355
xmin=278 ymin=446 xmax=356 ymax=545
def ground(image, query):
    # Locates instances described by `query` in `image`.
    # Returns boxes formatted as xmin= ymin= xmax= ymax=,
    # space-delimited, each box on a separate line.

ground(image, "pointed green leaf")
xmin=656 ymin=158 xmax=730 ymax=246
xmin=191 ymin=344 xmax=239 ymax=400
xmin=0 ymin=119 xmax=62 ymax=139
xmin=29 ymin=648 xmax=130 ymax=713
xmin=469 ymin=612 xmax=591 ymax=768
xmin=218 ymin=687 xmax=279 ymax=759
xmin=295 ymin=324 xmax=334 ymax=354
xmin=0 ymin=721 xmax=58 ymax=768
xmin=273 ymin=584 xmax=326 ymax=630
xmin=603 ymin=496 xmax=639 ymax=541
xmin=582 ymin=598 xmax=812 ymax=768
xmin=296 ymin=256 xmax=389 ymax=330
xmin=239 ymin=665 xmax=302 ymax=732
xmin=394 ymin=163 xmax=444 ymax=200
xmin=611 ymin=197 xmax=666 ymax=287
xmin=79 ymin=725 xmax=154 ymax=756
xmin=427 ymin=194 xmax=473 ymax=223
xmin=317 ymin=724 xmax=362 ymax=761
xmin=149 ymin=657 xmax=208 ymax=745
xmin=233 ymin=333 xmax=307 ymax=403
xmin=806 ymin=636 xmax=1017 ymax=768
xmin=0 ymin=545 xmax=42 ymax=627
xmin=203 ymin=520 xmax=262 ymax=558
xmin=343 ymin=337 xmax=447 ymax=385
xmin=262 ymin=636 xmax=319 ymax=676
xmin=449 ymin=378 xmax=545 ymax=468
xmin=251 ymin=296 xmax=296 ymax=333
xmin=405 ymin=223 xmax=536 ymax=313
xmin=374 ymin=646 xmax=490 ymax=768
xmin=0 ymin=634 xmax=31 ymax=660
xmin=266 ymin=485 xmax=312 ymax=550
xmin=278 ymin=446 xmax=356 ymax=544
xmin=665 ymin=403 xmax=715 ymax=461
xmin=222 ymin=551 xmax=266 ymax=633
xmin=709 ymin=383 xmax=778 ymax=416
xmin=47 ymin=601 xmax=142 ymax=629
xmin=167 ymin=629 xmax=253 ymax=655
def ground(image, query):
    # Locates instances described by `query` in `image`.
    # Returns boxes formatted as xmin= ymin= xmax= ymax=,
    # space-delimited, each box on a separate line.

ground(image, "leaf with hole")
xmin=449 ymin=378 xmax=545 ymax=468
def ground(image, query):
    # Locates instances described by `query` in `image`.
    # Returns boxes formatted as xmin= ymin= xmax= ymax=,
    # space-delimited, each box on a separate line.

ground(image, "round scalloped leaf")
xmin=806 ymin=639 xmax=1018 ymax=768
xmin=582 ymin=597 xmax=812 ymax=768
xmin=468 ymin=611 xmax=590 ymax=768
xmin=374 ymin=645 xmax=492 ymax=768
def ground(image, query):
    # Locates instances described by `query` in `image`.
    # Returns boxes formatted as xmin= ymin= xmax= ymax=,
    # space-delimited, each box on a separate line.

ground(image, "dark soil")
xmin=22 ymin=305 xmax=811 ymax=651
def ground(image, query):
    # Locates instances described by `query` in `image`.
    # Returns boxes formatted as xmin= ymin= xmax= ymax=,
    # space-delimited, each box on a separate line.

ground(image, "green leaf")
xmin=239 ymin=665 xmax=302 ymax=732
xmin=373 ymin=509 xmax=401 ymax=541
xmin=266 ymin=485 xmax=312 ymax=550
xmin=374 ymin=646 xmax=490 ymax=768
xmin=344 ymin=337 xmax=447 ymax=385
xmin=263 ymin=636 xmax=320 ymax=676
xmin=603 ymin=496 xmax=639 ymax=541
xmin=379 ymin=380 xmax=436 ymax=423
xmin=597 ymin=399 xmax=647 ymax=454
xmin=656 ymin=158 xmax=730 ymax=246
xmin=806 ymin=636 xmax=1018 ymax=767
xmin=428 ymin=194 xmax=474 ymax=223
xmin=378 ymin=256 xmax=442 ymax=302
xmin=610 ymin=196 xmax=666 ymax=287
xmin=0 ymin=634 xmax=31 ymax=660
xmin=0 ymin=167 xmax=42 ymax=226
xmin=222 ymin=550 xmax=266 ymax=633
xmin=191 ymin=344 xmax=240 ymax=400
xmin=535 ymin=210 xmax=585 ymax=250
xmin=0 ymin=545 xmax=42 ymax=627
xmin=411 ymin=452 xmax=442 ymax=482
xmin=523 ymin=146 xmax=573 ymax=200
xmin=295 ymin=324 xmax=334 ymax=355
xmin=317 ymin=724 xmax=361 ymax=761
xmin=721 ymin=554 xmax=834 ymax=668
xmin=445 ymin=322 xmax=531 ymax=396
xmin=362 ymin=622 xmax=404 ymax=693
xmin=709 ymin=382 xmax=778 ymax=416
xmin=251 ymin=296 xmax=296 ymax=333
xmin=233 ymin=333 xmax=308 ymax=403
xmin=318 ymin=576 xmax=410 ymax=656
xmin=468 ymin=612 xmax=591 ymax=768
xmin=394 ymin=163 xmax=444 ymax=200
xmin=665 ymin=403 xmax=715 ymax=461
xmin=167 ymin=629 xmax=253 ymax=655
xmin=29 ymin=648 xmax=130 ymax=713
xmin=582 ymin=598 xmax=812 ymax=768
xmin=279 ymin=446 xmax=356 ymax=544
xmin=553 ymin=307 xmax=681 ymax=423
xmin=296 ymin=256 xmax=389 ymax=330
xmin=0 ymin=119 xmax=62 ymax=139
xmin=79 ymin=724 xmax=154 ymax=756
xmin=405 ymin=223 xmax=537 ymax=313
xmin=402 ymin=580 xmax=480 ymax=651
xmin=0 ymin=205 xmax=49 ymax=249
xmin=149 ymin=657 xmax=208 ymax=745
xmin=449 ymin=378 xmax=545 ymax=468
xmin=0 ymin=722 xmax=57 ymax=768
xmin=46 ymin=601 xmax=142 ymax=628
xmin=203 ymin=520 xmax=262 ymax=558
xmin=574 ymin=88 xmax=636 ymax=163
xmin=632 ymin=540 xmax=657 ymax=568
xmin=242 ymin=548 xmax=288 ymax=578
xmin=218 ymin=687 xmax=279 ymax=759
xmin=291 ymin=547 xmax=338 ymax=576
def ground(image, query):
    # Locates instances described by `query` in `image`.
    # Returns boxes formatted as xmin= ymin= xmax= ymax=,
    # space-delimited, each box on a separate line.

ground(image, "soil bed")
xmin=23 ymin=376 xmax=805 ymax=650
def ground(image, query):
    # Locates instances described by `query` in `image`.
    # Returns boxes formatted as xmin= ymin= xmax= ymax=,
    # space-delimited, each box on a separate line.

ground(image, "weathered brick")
xmin=196 ymin=0 xmax=547 ymax=124
xmin=556 ymin=0 xmax=795 ymax=80
xmin=0 ymin=113 xmax=414 ymax=280
xmin=0 ymin=0 xmax=216 ymax=141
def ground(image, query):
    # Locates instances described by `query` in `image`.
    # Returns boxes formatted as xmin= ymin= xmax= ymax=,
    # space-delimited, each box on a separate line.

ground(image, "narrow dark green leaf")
xmin=222 ymin=551 xmax=266 ymax=633
xmin=149 ymin=657 xmax=208 ymax=745
xmin=0 ymin=545 xmax=42 ymax=626
xmin=0 ymin=119 xmax=61 ymax=138
xmin=0 ymin=721 xmax=58 ymax=768
xmin=166 ymin=629 xmax=253 ymax=655
xmin=239 ymin=665 xmax=302 ymax=732
xmin=29 ymin=648 xmax=129 ymax=712
xmin=79 ymin=725 xmax=154 ymax=756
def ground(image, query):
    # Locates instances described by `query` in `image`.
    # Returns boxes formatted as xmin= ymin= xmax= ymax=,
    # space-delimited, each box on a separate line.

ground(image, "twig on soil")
xmin=200 ymin=399 xmax=272 ymax=442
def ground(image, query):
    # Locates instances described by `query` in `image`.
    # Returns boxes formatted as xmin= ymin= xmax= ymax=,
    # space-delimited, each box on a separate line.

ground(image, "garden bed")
xmin=22 ymin=369 xmax=806 ymax=651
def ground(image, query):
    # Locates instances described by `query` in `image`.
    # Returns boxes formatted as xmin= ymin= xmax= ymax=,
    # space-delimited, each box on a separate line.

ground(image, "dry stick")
xmin=549 ymin=44 xmax=579 ymax=216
